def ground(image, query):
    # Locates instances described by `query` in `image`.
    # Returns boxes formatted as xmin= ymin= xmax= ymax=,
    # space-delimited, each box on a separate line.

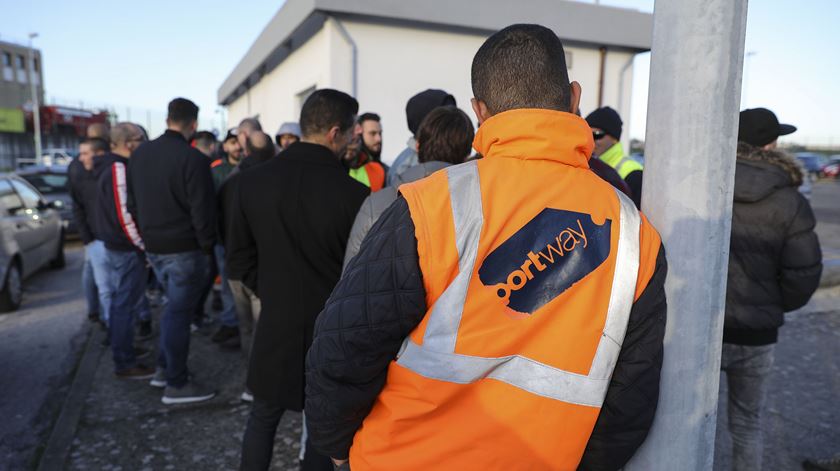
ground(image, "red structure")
xmin=24 ymin=105 xmax=109 ymax=136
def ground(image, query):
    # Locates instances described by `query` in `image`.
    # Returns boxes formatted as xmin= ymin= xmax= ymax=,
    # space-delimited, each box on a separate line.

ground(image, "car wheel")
xmin=50 ymin=235 xmax=66 ymax=269
xmin=0 ymin=262 xmax=23 ymax=312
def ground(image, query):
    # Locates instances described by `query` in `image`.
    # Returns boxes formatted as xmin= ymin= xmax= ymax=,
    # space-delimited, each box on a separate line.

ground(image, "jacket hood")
xmin=394 ymin=161 xmax=450 ymax=186
xmin=734 ymin=142 xmax=804 ymax=203
xmin=473 ymin=109 xmax=593 ymax=168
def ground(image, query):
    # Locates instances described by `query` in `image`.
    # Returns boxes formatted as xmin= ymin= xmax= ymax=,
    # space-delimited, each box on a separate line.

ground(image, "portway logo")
xmin=478 ymin=208 xmax=612 ymax=316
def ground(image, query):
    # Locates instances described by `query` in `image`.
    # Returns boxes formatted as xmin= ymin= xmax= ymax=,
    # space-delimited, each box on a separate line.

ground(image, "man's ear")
xmin=326 ymin=126 xmax=340 ymax=144
xmin=569 ymin=81 xmax=582 ymax=116
xmin=471 ymin=98 xmax=492 ymax=125
xmin=415 ymin=139 xmax=420 ymax=152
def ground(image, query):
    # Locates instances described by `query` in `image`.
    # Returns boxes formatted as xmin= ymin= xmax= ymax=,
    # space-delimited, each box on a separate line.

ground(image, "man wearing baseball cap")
xmin=721 ymin=107 xmax=821 ymax=470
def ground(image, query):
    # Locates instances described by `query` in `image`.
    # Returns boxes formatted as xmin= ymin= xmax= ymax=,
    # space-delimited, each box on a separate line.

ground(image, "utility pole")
xmin=27 ymin=33 xmax=42 ymax=165
xmin=624 ymin=1 xmax=749 ymax=470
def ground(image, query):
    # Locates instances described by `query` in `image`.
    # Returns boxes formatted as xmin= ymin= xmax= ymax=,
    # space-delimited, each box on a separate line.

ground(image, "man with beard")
xmin=208 ymin=130 xmax=244 ymax=348
xmin=211 ymin=130 xmax=242 ymax=189
xmin=226 ymin=89 xmax=368 ymax=470
xmin=345 ymin=113 xmax=386 ymax=192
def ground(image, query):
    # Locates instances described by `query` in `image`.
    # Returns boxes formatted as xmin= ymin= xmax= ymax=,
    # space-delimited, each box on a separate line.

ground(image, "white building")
xmin=219 ymin=0 xmax=653 ymax=163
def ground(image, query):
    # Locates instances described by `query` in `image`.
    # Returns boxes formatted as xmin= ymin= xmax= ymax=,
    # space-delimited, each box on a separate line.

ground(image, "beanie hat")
xmin=585 ymin=107 xmax=623 ymax=140
xmin=406 ymin=89 xmax=456 ymax=136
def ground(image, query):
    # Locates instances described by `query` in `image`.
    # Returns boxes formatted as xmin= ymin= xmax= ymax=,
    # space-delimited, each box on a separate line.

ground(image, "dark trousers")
xmin=240 ymin=399 xmax=333 ymax=471
xmin=147 ymin=250 xmax=210 ymax=387
xmin=105 ymin=249 xmax=145 ymax=371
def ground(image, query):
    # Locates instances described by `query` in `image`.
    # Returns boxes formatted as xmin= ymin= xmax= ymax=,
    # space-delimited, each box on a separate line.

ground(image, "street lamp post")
xmin=27 ymin=33 xmax=42 ymax=165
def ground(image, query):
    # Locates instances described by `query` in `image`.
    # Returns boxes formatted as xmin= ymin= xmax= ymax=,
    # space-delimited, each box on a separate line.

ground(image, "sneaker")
xmin=137 ymin=320 xmax=153 ymax=341
xmin=161 ymin=380 xmax=216 ymax=405
xmin=115 ymin=365 xmax=156 ymax=380
xmin=149 ymin=368 xmax=166 ymax=388
xmin=240 ymin=390 xmax=254 ymax=403
xmin=190 ymin=322 xmax=200 ymax=333
xmin=804 ymin=456 xmax=840 ymax=471
xmin=211 ymin=325 xmax=239 ymax=344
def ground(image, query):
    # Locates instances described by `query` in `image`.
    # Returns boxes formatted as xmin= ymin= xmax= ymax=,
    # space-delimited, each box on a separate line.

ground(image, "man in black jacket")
xmin=94 ymin=122 xmax=154 ymax=379
xmin=720 ymin=108 xmax=822 ymax=470
xmin=69 ymin=137 xmax=108 ymax=323
xmin=226 ymin=89 xmax=368 ymax=470
xmin=306 ymin=24 xmax=667 ymax=470
xmin=128 ymin=98 xmax=217 ymax=405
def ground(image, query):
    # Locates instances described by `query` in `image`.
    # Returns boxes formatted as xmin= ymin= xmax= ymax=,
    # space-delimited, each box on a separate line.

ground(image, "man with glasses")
xmin=586 ymin=106 xmax=644 ymax=208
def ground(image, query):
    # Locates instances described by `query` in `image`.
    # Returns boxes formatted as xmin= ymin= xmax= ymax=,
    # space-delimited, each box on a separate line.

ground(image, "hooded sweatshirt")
xmin=724 ymin=142 xmax=822 ymax=345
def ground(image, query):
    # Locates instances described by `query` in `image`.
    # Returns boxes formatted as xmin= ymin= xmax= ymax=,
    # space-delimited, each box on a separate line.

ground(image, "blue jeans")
xmin=721 ymin=343 xmax=776 ymax=471
xmin=214 ymin=244 xmax=237 ymax=327
xmin=105 ymin=249 xmax=146 ymax=371
xmin=87 ymin=241 xmax=113 ymax=325
xmin=82 ymin=245 xmax=99 ymax=316
xmin=147 ymin=250 xmax=210 ymax=387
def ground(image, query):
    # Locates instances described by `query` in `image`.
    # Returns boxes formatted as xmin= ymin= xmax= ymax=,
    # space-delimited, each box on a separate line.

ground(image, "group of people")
xmin=67 ymin=22 xmax=823 ymax=471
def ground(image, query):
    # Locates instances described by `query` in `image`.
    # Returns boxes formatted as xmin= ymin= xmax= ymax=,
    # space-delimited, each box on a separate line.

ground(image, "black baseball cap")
xmin=738 ymin=108 xmax=796 ymax=147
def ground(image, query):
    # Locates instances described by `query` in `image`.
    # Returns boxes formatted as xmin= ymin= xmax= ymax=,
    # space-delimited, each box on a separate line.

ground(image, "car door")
xmin=0 ymin=178 xmax=37 ymax=277
xmin=10 ymin=178 xmax=57 ymax=273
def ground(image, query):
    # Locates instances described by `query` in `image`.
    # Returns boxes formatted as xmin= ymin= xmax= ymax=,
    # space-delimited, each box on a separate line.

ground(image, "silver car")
xmin=0 ymin=174 xmax=65 ymax=312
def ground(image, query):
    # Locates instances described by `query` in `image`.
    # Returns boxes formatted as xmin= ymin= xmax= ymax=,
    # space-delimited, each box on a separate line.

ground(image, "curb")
xmin=37 ymin=326 xmax=104 ymax=471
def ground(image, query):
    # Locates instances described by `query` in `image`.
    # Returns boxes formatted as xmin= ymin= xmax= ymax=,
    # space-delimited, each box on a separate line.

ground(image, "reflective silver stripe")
xmin=421 ymin=161 xmax=483 ymax=353
xmin=397 ymin=169 xmax=641 ymax=407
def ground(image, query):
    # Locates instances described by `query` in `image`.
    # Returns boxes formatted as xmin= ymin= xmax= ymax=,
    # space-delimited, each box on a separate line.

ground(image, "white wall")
xmin=226 ymin=23 xmax=333 ymax=137
xmin=341 ymin=20 xmax=485 ymax=163
xmin=226 ymin=18 xmax=639 ymax=161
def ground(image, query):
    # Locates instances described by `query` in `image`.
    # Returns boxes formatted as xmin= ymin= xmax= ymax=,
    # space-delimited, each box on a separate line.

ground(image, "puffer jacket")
xmin=343 ymin=161 xmax=449 ymax=269
xmin=724 ymin=143 xmax=822 ymax=345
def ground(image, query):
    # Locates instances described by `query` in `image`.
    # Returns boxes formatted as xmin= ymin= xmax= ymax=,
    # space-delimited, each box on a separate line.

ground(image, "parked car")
xmin=820 ymin=156 xmax=840 ymax=179
xmin=0 ymin=174 xmax=65 ymax=312
xmin=41 ymin=148 xmax=78 ymax=167
xmin=16 ymin=166 xmax=75 ymax=236
xmin=795 ymin=153 xmax=824 ymax=179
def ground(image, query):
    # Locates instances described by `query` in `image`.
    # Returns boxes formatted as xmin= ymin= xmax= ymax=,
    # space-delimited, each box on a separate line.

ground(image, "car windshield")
xmin=19 ymin=173 xmax=68 ymax=195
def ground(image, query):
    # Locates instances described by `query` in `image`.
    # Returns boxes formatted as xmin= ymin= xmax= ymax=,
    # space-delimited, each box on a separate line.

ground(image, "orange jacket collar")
xmin=473 ymin=109 xmax=594 ymax=168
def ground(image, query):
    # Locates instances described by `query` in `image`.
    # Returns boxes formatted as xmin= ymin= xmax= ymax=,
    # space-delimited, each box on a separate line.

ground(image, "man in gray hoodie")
xmin=344 ymin=106 xmax=475 ymax=268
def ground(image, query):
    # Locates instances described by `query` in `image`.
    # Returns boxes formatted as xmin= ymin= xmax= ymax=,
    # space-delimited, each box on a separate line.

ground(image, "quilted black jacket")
xmin=724 ymin=143 xmax=822 ymax=345
xmin=306 ymin=196 xmax=667 ymax=470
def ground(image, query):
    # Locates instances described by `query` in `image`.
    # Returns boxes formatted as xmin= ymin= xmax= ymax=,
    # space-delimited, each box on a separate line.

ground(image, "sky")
xmin=1 ymin=0 xmax=838 ymax=146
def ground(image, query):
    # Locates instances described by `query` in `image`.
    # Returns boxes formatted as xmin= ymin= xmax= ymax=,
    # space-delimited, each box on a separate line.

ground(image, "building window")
xmin=16 ymin=55 xmax=25 ymax=69
xmin=2 ymin=52 xmax=10 ymax=67
xmin=33 ymin=58 xmax=39 ymax=72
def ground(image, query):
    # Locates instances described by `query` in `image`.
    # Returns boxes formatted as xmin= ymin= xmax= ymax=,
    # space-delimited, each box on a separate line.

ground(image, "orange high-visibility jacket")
xmin=348 ymin=109 xmax=662 ymax=470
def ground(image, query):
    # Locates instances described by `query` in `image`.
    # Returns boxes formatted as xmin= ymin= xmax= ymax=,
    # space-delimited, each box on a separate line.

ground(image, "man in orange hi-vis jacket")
xmin=306 ymin=24 xmax=668 ymax=471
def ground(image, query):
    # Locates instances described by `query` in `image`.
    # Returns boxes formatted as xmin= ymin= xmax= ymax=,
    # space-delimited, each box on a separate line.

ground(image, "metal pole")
xmin=624 ymin=1 xmax=749 ymax=470
xmin=27 ymin=33 xmax=42 ymax=165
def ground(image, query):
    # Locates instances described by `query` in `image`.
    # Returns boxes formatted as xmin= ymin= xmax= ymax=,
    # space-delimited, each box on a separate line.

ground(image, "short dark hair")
xmin=238 ymin=117 xmax=262 ymax=133
xmin=192 ymin=130 xmax=216 ymax=147
xmin=299 ymin=89 xmax=359 ymax=138
xmin=358 ymin=112 xmax=380 ymax=125
xmin=417 ymin=107 xmax=475 ymax=165
xmin=82 ymin=137 xmax=109 ymax=154
xmin=472 ymin=24 xmax=571 ymax=114
xmin=247 ymin=131 xmax=276 ymax=162
xmin=167 ymin=98 xmax=199 ymax=125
